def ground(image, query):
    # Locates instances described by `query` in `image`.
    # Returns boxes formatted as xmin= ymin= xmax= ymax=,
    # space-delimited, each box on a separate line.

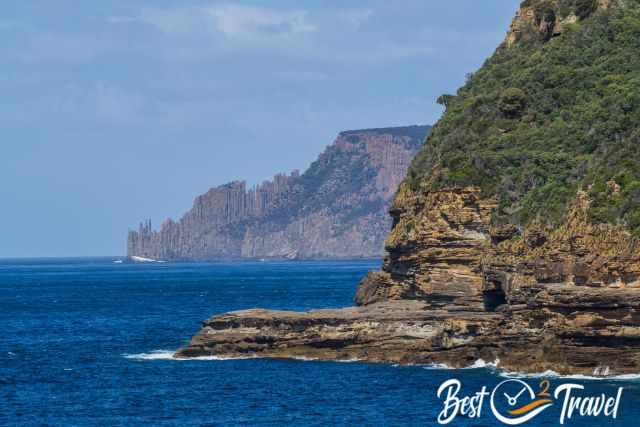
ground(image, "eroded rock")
xmin=177 ymin=187 xmax=640 ymax=375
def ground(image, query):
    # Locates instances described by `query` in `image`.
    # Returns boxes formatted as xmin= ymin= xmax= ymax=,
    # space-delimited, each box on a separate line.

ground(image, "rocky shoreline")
xmin=175 ymin=187 xmax=640 ymax=376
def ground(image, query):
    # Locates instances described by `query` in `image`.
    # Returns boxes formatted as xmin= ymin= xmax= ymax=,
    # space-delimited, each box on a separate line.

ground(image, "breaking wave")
xmin=123 ymin=350 xmax=177 ymax=360
xmin=418 ymin=359 xmax=640 ymax=381
xmin=123 ymin=351 xmax=640 ymax=381
xmin=499 ymin=369 xmax=640 ymax=381
xmin=123 ymin=350 xmax=259 ymax=361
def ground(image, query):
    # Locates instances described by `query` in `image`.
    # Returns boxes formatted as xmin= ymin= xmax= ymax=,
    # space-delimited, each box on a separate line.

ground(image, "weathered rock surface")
xmin=174 ymin=301 xmax=503 ymax=366
xmin=128 ymin=126 xmax=430 ymax=260
xmin=505 ymin=0 xmax=613 ymax=47
xmin=176 ymin=188 xmax=640 ymax=375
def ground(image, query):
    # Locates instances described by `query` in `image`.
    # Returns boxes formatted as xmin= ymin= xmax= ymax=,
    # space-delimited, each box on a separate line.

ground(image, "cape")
xmin=176 ymin=0 xmax=640 ymax=376
xmin=128 ymin=126 xmax=430 ymax=260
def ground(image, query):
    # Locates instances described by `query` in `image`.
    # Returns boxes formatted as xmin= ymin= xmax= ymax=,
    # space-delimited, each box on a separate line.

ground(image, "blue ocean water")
xmin=0 ymin=258 xmax=638 ymax=426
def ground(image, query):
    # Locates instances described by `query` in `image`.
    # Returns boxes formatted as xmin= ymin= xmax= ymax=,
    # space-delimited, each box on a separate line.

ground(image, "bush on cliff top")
xmin=407 ymin=0 xmax=640 ymax=235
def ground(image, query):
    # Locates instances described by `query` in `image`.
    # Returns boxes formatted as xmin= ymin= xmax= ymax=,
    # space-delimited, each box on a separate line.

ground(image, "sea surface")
xmin=1 ymin=258 xmax=638 ymax=426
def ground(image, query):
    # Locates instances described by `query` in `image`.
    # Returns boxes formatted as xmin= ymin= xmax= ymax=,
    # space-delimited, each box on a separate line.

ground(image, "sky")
xmin=1 ymin=0 xmax=521 ymax=257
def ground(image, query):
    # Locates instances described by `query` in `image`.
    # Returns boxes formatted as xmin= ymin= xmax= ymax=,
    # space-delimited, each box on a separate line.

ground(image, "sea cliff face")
xmin=176 ymin=186 xmax=640 ymax=375
xmin=175 ymin=0 xmax=640 ymax=375
xmin=128 ymin=126 xmax=430 ymax=260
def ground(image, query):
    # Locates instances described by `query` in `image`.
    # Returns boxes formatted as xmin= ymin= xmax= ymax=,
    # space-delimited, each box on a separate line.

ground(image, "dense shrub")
xmin=407 ymin=1 xmax=640 ymax=234
xmin=499 ymin=88 xmax=528 ymax=118
xmin=575 ymin=0 xmax=598 ymax=19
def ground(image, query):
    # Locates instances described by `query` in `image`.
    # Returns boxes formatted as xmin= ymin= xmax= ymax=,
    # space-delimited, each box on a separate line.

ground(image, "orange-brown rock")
xmin=505 ymin=0 xmax=613 ymax=47
xmin=176 ymin=186 xmax=640 ymax=375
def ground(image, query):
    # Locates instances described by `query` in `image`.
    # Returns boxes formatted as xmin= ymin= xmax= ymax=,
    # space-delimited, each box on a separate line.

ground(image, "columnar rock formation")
xmin=127 ymin=126 xmax=430 ymax=260
xmin=175 ymin=0 xmax=640 ymax=376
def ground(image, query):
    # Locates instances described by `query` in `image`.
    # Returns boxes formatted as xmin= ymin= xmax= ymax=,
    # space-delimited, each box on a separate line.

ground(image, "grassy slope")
xmin=407 ymin=0 xmax=640 ymax=235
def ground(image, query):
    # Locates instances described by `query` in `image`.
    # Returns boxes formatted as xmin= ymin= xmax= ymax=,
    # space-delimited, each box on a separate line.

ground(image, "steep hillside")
xmin=408 ymin=0 xmax=640 ymax=232
xmin=128 ymin=125 xmax=430 ymax=260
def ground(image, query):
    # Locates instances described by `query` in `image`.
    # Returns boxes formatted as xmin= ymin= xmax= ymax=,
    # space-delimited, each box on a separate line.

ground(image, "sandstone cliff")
xmin=175 ymin=186 xmax=640 ymax=376
xmin=175 ymin=0 xmax=640 ymax=376
xmin=128 ymin=126 xmax=430 ymax=260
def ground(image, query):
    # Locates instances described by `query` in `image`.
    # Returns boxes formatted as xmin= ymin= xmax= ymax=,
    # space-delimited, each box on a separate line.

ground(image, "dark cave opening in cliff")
xmin=483 ymin=289 xmax=507 ymax=311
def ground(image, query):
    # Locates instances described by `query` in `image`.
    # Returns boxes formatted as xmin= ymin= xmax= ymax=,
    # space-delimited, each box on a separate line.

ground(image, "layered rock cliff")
xmin=128 ymin=126 xmax=430 ymax=260
xmin=175 ymin=0 xmax=640 ymax=375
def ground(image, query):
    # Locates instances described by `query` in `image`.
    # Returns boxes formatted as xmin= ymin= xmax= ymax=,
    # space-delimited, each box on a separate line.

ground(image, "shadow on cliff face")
xmin=483 ymin=289 xmax=507 ymax=311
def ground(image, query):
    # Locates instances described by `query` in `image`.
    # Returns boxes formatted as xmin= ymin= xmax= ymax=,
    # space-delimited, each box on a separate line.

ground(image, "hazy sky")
xmin=1 ymin=0 xmax=520 ymax=257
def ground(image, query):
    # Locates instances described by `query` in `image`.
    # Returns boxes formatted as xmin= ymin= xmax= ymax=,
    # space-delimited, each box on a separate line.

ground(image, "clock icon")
xmin=490 ymin=379 xmax=554 ymax=425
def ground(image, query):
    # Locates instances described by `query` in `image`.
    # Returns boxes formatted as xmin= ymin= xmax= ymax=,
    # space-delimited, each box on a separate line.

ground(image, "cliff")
xmin=128 ymin=126 xmax=430 ymax=260
xmin=175 ymin=0 xmax=640 ymax=376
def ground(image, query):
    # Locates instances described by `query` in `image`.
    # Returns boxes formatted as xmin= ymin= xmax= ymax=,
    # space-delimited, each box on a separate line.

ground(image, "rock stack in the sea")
xmin=175 ymin=0 xmax=640 ymax=376
xmin=128 ymin=125 xmax=430 ymax=260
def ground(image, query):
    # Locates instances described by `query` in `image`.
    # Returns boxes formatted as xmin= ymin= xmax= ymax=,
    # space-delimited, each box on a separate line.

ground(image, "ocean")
xmin=1 ymin=258 xmax=638 ymax=426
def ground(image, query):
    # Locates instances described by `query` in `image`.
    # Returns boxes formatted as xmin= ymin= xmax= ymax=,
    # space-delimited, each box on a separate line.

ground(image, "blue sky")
xmin=1 ymin=0 xmax=521 ymax=257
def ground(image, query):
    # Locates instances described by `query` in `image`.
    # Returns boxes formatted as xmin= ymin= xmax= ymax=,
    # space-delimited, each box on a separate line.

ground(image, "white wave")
xmin=188 ymin=354 xmax=258 ymax=361
xmin=467 ymin=358 xmax=500 ymax=369
xmin=289 ymin=356 xmax=318 ymax=362
xmin=288 ymin=356 xmax=363 ymax=363
xmin=420 ymin=358 xmax=500 ymax=371
xmin=125 ymin=351 xmax=365 ymax=363
xmin=124 ymin=350 xmax=177 ymax=360
xmin=335 ymin=358 xmax=364 ymax=363
xmin=448 ymin=358 xmax=640 ymax=380
xmin=499 ymin=369 xmax=640 ymax=381
xmin=423 ymin=363 xmax=456 ymax=370
xmin=123 ymin=350 xmax=258 ymax=361
xmin=122 ymin=351 xmax=640 ymax=381
xmin=130 ymin=256 xmax=164 ymax=263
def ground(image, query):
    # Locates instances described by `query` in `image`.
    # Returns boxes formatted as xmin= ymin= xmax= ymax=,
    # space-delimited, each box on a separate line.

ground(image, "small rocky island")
xmin=176 ymin=0 xmax=640 ymax=375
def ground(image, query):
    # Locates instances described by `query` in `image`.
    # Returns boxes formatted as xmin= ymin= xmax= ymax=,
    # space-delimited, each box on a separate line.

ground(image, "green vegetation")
xmin=575 ymin=0 xmax=598 ymax=19
xmin=499 ymin=88 xmax=528 ymax=118
xmin=408 ymin=0 xmax=640 ymax=234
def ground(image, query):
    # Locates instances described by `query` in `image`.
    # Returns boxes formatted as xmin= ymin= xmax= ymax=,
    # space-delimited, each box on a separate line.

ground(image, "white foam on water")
xmin=499 ymin=369 xmax=640 ymax=381
xmin=124 ymin=350 xmax=177 ymax=360
xmin=448 ymin=358 xmax=640 ymax=380
xmin=467 ymin=358 xmax=500 ymax=369
xmin=288 ymin=356 xmax=363 ymax=363
xmin=122 ymin=351 xmax=640 ymax=381
xmin=334 ymin=358 xmax=363 ymax=363
xmin=289 ymin=356 xmax=318 ymax=362
xmin=186 ymin=355 xmax=257 ymax=361
xmin=130 ymin=256 xmax=165 ymax=263
xmin=123 ymin=350 xmax=258 ymax=361
xmin=421 ymin=358 xmax=500 ymax=370
xmin=422 ymin=363 xmax=456 ymax=370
